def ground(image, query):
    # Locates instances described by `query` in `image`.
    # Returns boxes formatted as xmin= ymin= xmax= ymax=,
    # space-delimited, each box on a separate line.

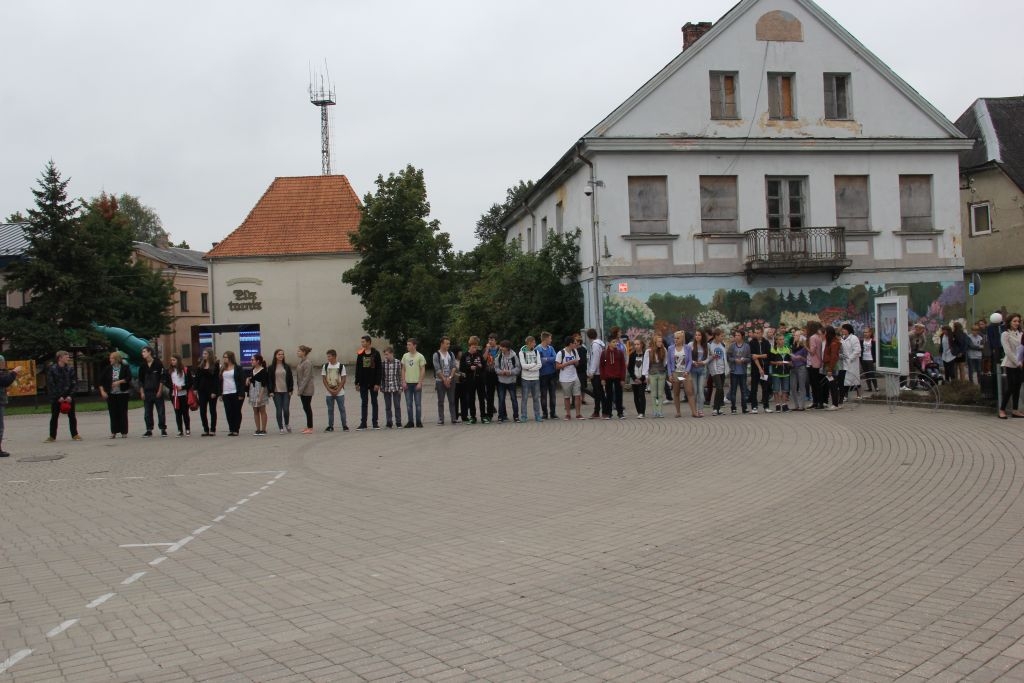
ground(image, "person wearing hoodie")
xmin=586 ymin=328 xmax=606 ymax=419
xmin=432 ymin=336 xmax=457 ymax=426
xmin=536 ymin=332 xmax=558 ymax=420
xmin=494 ymin=339 xmax=521 ymax=423
xmin=519 ymin=336 xmax=543 ymax=423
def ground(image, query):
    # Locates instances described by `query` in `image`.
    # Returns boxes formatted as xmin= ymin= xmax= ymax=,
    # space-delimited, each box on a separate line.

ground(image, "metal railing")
xmin=743 ymin=226 xmax=851 ymax=280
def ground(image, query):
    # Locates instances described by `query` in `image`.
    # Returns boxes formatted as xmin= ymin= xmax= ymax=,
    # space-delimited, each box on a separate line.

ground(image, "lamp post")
xmin=991 ymin=311 xmax=1003 ymax=413
xmin=587 ymin=178 xmax=605 ymax=333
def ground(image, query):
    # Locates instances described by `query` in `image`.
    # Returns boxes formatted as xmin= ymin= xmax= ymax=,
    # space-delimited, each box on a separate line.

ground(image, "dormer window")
xmin=710 ymin=71 xmax=738 ymax=119
xmin=767 ymin=73 xmax=795 ymax=119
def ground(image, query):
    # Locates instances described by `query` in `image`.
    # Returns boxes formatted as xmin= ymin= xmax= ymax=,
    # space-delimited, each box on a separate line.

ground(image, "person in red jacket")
xmin=599 ymin=327 xmax=628 ymax=419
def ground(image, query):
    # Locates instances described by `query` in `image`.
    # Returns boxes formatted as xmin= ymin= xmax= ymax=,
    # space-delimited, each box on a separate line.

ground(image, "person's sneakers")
xmin=324 ymin=426 xmax=334 ymax=432
xmin=0 ymin=450 xmax=9 ymax=457
xmin=481 ymin=418 xmax=490 ymax=424
xmin=160 ymin=429 xmax=168 ymax=437
xmin=774 ymin=404 xmax=781 ymax=413
xmin=603 ymin=416 xmax=611 ymax=420
xmin=342 ymin=426 xmax=350 ymax=432
xmin=637 ymin=414 xmax=645 ymax=419
xmin=469 ymin=418 xmax=477 ymax=425
xmin=71 ymin=434 xmax=83 ymax=441
xmin=142 ymin=431 xmax=152 ymax=438
xmin=356 ymin=425 xmax=368 ymax=431
xmin=826 ymin=405 xmax=838 ymax=411
xmin=279 ymin=429 xmax=286 ymax=434
xmin=372 ymin=425 xmax=381 ymax=430
xmin=45 ymin=436 xmax=56 ymax=443
xmin=764 ymin=407 xmax=773 ymax=414
xmin=750 ymin=407 xmax=758 ymax=414
xmin=782 ymin=405 xmax=790 ymax=413
xmin=497 ymin=418 xmax=506 ymax=424
xmin=618 ymin=414 xmax=626 ymax=420
xmin=404 ymin=422 xmax=414 ymax=429
xmin=437 ymin=420 xmax=444 ymax=426
xmin=731 ymin=409 xmax=737 ymax=415
xmin=285 ymin=426 xmax=292 ymax=433
xmin=415 ymin=422 xmax=423 ymax=428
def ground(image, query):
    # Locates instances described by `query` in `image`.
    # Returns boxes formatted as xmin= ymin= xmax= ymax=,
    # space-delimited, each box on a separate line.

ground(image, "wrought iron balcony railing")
xmin=743 ymin=226 xmax=852 ymax=282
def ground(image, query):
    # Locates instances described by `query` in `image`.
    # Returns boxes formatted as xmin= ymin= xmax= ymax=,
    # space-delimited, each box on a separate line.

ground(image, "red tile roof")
xmin=206 ymin=175 xmax=362 ymax=259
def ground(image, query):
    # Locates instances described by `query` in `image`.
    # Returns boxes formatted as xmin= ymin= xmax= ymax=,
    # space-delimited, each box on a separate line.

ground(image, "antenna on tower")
xmin=308 ymin=61 xmax=336 ymax=176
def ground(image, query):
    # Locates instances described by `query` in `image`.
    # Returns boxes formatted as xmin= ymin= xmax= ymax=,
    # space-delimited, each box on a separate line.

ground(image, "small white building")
xmin=504 ymin=0 xmax=971 ymax=336
xmin=205 ymin=175 xmax=368 ymax=365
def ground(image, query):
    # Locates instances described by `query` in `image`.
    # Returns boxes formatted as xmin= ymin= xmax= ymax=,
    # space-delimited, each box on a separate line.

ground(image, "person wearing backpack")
xmin=599 ymin=330 xmax=627 ymax=419
xmin=494 ymin=339 xmax=521 ymax=423
xmin=585 ymin=328 xmax=606 ymax=418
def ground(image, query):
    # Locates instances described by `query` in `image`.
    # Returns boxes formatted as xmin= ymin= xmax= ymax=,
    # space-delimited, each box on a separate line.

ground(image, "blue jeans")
xmin=404 ymin=383 xmax=422 ymax=425
xmin=272 ymin=392 xmax=290 ymax=430
xmin=729 ymin=373 xmax=749 ymax=411
xmin=325 ymin=393 xmax=347 ymax=429
xmin=539 ymin=373 xmax=558 ymax=418
xmin=497 ymin=382 xmax=519 ymax=421
xmin=521 ymin=379 xmax=540 ymax=421
xmin=690 ymin=370 xmax=706 ymax=412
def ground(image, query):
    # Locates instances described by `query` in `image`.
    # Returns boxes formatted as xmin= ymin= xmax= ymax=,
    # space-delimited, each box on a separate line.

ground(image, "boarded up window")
xmin=899 ymin=175 xmax=933 ymax=231
xmin=834 ymin=175 xmax=869 ymax=230
xmin=768 ymin=73 xmax=794 ymax=119
xmin=700 ymin=176 xmax=738 ymax=233
xmin=540 ymin=216 xmax=548 ymax=247
xmin=710 ymin=72 xmax=738 ymax=119
xmin=555 ymin=201 xmax=564 ymax=234
xmin=824 ymin=73 xmax=851 ymax=119
xmin=628 ymin=176 xmax=669 ymax=234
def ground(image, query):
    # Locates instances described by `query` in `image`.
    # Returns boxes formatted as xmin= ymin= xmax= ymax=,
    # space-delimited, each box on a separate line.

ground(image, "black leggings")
xmin=197 ymin=390 xmax=218 ymax=433
xmin=222 ymin=394 xmax=244 ymax=433
xmin=1002 ymin=367 xmax=1022 ymax=412
xmin=300 ymin=394 xmax=313 ymax=428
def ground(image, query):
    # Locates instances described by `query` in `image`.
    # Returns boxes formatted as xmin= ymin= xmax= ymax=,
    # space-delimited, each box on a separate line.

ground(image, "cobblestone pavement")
xmin=2 ymin=397 xmax=1023 ymax=682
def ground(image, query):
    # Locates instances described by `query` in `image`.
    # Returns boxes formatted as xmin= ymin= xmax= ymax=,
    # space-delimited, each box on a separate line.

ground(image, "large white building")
xmin=504 ymin=0 xmax=972 ymax=336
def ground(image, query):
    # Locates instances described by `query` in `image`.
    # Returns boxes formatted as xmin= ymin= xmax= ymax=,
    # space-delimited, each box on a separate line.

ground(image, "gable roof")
xmin=0 ymin=222 xmax=29 ymax=257
xmin=589 ymin=0 xmax=964 ymax=139
xmin=206 ymin=175 xmax=362 ymax=260
xmin=955 ymin=97 xmax=1024 ymax=193
xmin=133 ymin=241 xmax=208 ymax=271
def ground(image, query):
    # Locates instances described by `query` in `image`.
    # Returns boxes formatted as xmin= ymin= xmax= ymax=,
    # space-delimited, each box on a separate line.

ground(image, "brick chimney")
xmin=682 ymin=21 xmax=713 ymax=50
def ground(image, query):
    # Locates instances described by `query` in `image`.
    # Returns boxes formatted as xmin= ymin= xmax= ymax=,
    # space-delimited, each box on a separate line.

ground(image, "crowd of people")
xmin=2 ymin=312 xmax=1021 ymax=453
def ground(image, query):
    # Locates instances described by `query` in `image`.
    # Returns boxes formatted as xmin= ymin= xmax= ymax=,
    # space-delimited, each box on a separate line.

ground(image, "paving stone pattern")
xmin=2 ymin=400 xmax=1024 ymax=681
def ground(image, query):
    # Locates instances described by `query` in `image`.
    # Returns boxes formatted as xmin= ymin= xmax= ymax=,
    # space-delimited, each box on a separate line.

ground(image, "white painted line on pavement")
xmin=236 ymin=498 xmax=249 ymax=505
xmin=121 ymin=572 xmax=146 ymax=585
xmin=86 ymin=477 xmax=107 ymax=480
xmin=0 ymin=649 xmax=32 ymax=674
xmin=123 ymin=476 xmax=146 ymax=480
xmin=119 ymin=543 xmax=173 ymax=548
xmin=46 ymin=619 xmax=78 ymax=638
xmin=274 ymin=472 xmax=285 ymax=480
xmin=197 ymin=472 xmax=222 ymax=476
xmin=192 ymin=525 xmax=211 ymax=536
xmin=86 ymin=593 xmax=115 ymax=609
xmin=149 ymin=556 xmax=167 ymax=566
xmin=249 ymin=490 xmax=261 ymax=497
xmin=224 ymin=506 xmax=238 ymax=513
xmin=47 ymin=479 xmax=66 ymax=482
xmin=233 ymin=470 xmax=287 ymax=475
xmin=6 ymin=480 xmax=28 ymax=483
xmin=213 ymin=515 xmax=225 ymax=522
xmin=166 ymin=536 xmax=194 ymax=553
xmin=260 ymin=485 xmax=269 ymax=490
xmin=165 ymin=474 xmax=185 ymax=477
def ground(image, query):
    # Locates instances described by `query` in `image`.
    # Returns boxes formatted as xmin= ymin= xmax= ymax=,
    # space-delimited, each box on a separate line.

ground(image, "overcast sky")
xmin=2 ymin=1 xmax=1022 ymax=253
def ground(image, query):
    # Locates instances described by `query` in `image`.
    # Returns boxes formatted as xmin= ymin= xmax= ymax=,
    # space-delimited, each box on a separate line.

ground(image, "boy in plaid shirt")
xmin=381 ymin=346 xmax=403 ymax=428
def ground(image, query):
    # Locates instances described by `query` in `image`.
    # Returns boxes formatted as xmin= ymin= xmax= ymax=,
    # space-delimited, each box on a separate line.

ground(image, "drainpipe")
xmin=576 ymin=143 xmax=602 ymax=333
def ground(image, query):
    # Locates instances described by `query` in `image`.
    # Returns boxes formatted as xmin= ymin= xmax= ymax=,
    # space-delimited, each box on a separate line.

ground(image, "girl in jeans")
xmin=268 ymin=349 xmax=293 ymax=434
xmin=687 ymin=329 xmax=709 ymax=417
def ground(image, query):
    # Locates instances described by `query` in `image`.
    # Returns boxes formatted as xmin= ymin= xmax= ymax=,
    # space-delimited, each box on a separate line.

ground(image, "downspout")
xmin=576 ymin=143 xmax=602 ymax=333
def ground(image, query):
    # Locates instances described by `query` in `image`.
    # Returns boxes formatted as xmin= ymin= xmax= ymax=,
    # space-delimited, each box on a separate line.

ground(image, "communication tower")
xmin=308 ymin=65 xmax=336 ymax=175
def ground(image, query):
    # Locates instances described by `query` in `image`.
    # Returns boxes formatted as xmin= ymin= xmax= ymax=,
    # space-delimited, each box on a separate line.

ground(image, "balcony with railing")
xmin=743 ymin=226 xmax=852 ymax=282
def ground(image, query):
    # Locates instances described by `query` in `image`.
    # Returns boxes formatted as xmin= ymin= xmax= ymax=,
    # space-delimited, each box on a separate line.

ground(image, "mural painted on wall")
xmin=604 ymin=281 xmax=966 ymax=348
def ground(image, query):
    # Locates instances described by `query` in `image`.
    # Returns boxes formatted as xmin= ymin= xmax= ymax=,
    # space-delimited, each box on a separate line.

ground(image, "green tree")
xmin=115 ymin=193 xmax=168 ymax=245
xmin=449 ymin=231 xmax=582 ymax=345
xmin=342 ymin=165 xmax=454 ymax=347
xmin=5 ymin=211 xmax=27 ymax=222
xmin=473 ymin=180 xmax=534 ymax=244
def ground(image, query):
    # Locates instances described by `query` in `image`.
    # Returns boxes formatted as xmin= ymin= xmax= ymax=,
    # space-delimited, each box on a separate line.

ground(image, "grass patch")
xmin=5 ymin=399 xmax=145 ymax=416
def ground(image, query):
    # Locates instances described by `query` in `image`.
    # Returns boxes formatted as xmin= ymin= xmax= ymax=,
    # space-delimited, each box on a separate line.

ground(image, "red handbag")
xmin=187 ymin=389 xmax=199 ymax=411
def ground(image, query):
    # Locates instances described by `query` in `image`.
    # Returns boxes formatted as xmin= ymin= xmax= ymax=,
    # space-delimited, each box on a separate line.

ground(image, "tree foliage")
xmin=0 ymin=163 xmax=175 ymax=360
xmin=473 ymin=180 xmax=533 ymax=244
xmin=342 ymin=165 xmax=454 ymax=347
xmin=115 ymin=193 xmax=168 ymax=245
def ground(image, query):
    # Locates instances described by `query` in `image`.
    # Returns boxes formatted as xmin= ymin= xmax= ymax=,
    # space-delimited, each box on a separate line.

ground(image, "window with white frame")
xmin=899 ymin=175 xmax=933 ymax=231
xmin=699 ymin=176 xmax=738 ymax=233
xmin=970 ymin=202 xmax=992 ymax=236
xmin=824 ymin=73 xmax=851 ymax=119
xmin=767 ymin=73 xmax=795 ymax=119
xmin=766 ymin=177 xmax=806 ymax=229
xmin=627 ymin=176 xmax=669 ymax=234
xmin=710 ymin=71 xmax=739 ymax=119
xmin=834 ymin=175 xmax=869 ymax=230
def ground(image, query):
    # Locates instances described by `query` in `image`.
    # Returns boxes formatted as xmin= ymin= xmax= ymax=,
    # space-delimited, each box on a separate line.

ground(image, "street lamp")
xmin=586 ymin=179 xmax=605 ymax=333
xmin=991 ymin=311 xmax=1003 ymax=414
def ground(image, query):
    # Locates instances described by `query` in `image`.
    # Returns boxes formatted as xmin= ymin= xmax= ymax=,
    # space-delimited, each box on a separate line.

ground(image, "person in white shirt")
xmin=556 ymin=336 xmax=584 ymax=419
xmin=585 ymin=328 xmax=606 ymax=418
xmin=518 ymin=336 xmax=543 ymax=423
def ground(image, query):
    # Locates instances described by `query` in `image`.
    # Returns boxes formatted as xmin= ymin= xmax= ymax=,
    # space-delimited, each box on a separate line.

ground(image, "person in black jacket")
xmin=355 ymin=335 xmax=383 ymax=430
xmin=194 ymin=348 xmax=220 ymax=436
xmin=268 ymin=348 xmax=294 ymax=433
xmin=220 ymin=350 xmax=247 ymax=436
xmin=137 ymin=346 xmax=167 ymax=437
xmin=46 ymin=350 xmax=80 ymax=442
xmin=0 ymin=355 xmax=24 ymax=456
xmin=164 ymin=354 xmax=193 ymax=437
xmin=99 ymin=351 xmax=132 ymax=438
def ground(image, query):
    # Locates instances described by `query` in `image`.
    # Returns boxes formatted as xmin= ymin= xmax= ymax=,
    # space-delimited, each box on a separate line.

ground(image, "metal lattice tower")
xmin=309 ymin=66 xmax=336 ymax=175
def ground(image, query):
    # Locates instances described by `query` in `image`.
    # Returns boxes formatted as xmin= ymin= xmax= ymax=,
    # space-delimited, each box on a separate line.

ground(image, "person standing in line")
xmin=667 ymin=331 xmax=690 ymax=419
xmin=790 ymin=333 xmax=809 ymax=411
xmin=748 ymin=328 xmax=772 ymax=413
xmin=99 ymin=351 xmax=131 ymax=438
xmin=806 ymin=321 xmax=824 ymax=409
xmin=575 ymin=332 xmax=589 ymax=406
xmin=708 ymin=329 xmax=728 ymax=416
xmin=599 ymin=330 xmax=627 ymax=419
xmin=137 ymin=346 xmax=167 ymax=438
xmin=433 ymin=336 xmax=458 ymax=425
xmin=628 ymin=338 xmax=649 ymax=418
xmin=999 ymin=313 xmax=1023 ymax=419
xmin=586 ymin=328 xmax=606 ymax=419
xmin=536 ymin=332 xmax=558 ymax=420
xmin=355 ymin=335 xmax=382 ymax=431
xmin=687 ymin=330 xmax=709 ymax=418
xmin=0 ymin=356 xmax=24 ymax=456
xmin=322 ymin=349 xmax=349 ymax=432
xmin=823 ymin=326 xmax=843 ymax=410
xmin=165 ymin=354 xmax=193 ymax=436
xmin=247 ymin=353 xmax=269 ymax=435
xmin=518 ymin=336 xmax=543 ymax=423
xmin=459 ymin=336 xmax=487 ymax=424
xmin=647 ymin=335 xmax=667 ymax=418
xmin=195 ymin=348 xmax=219 ymax=436
xmin=966 ymin=323 xmax=985 ymax=386
xmin=268 ymin=349 xmax=293 ymax=434
xmin=401 ymin=338 xmax=426 ymax=428
xmin=220 ymin=351 xmax=246 ymax=435
xmin=727 ymin=330 xmax=751 ymax=415
xmin=556 ymin=335 xmax=584 ymax=420
xmin=494 ymin=340 xmax=521 ymax=423
xmin=483 ymin=334 xmax=500 ymax=419
xmin=861 ymin=327 xmax=878 ymax=393
xmin=768 ymin=333 xmax=793 ymax=413
xmin=294 ymin=345 xmax=315 ymax=434
xmin=381 ymin=346 xmax=403 ymax=428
